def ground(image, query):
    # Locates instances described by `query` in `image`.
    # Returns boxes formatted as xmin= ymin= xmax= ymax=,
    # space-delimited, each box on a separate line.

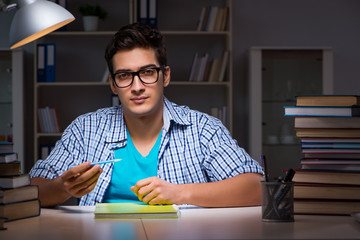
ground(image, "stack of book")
xmin=0 ymin=142 xmax=40 ymax=222
xmin=284 ymin=95 xmax=360 ymax=215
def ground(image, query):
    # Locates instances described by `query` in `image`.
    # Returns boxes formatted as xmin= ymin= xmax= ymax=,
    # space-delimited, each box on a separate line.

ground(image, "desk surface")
xmin=1 ymin=206 xmax=359 ymax=240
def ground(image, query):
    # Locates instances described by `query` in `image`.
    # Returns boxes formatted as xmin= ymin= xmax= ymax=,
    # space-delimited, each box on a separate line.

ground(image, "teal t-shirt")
xmin=102 ymin=129 xmax=162 ymax=203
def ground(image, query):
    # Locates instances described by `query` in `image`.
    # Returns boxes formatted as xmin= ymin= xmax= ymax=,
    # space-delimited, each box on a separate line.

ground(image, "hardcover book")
xmin=284 ymin=106 xmax=360 ymax=117
xmin=294 ymin=183 xmax=360 ymax=200
xmin=0 ymin=185 xmax=39 ymax=204
xmin=292 ymin=169 xmax=360 ymax=186
xmin=0 ymin=174 xmax=31 ymax=189
xmin=94 ymin=202 xmax=178 ymax=219
xmin=294 ymin=199 xmax=360 ymax=215
xmin=0 ymin=199 xmax=41 ymax=221
xmin=296 ymin=95 xmax=360 ymax=107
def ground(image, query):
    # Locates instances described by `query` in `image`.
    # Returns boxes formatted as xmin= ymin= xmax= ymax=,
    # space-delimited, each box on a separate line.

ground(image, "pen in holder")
xmin=260 ymin=156 xmax=295 ymax=222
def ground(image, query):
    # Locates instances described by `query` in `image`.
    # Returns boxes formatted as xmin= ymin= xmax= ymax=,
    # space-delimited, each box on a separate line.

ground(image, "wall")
xmin=1 ymin=1 xmax=360 ymax=171
xmin=232 ymin=0 xmax=360 ymax=149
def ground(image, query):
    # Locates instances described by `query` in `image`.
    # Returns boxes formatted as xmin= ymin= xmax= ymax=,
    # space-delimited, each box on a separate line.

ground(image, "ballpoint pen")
xmin=90 ymin=159 xmax=122 ymax=166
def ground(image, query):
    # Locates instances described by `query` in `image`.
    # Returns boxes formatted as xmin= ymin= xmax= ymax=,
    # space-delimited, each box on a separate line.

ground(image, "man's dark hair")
xmin=105 ymin=22 xmax=167 ymax=75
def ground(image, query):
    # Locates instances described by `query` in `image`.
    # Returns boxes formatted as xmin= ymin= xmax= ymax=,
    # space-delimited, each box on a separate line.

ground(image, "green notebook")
xmin=94 ymin=202 xmax=179 ymax=219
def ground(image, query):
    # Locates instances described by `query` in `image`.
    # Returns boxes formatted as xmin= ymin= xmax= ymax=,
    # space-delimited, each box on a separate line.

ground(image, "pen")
xmin=90 ymin=159 xmax=122 ymax=166
xmin=261 ymin=155 xmax=269 ymax=182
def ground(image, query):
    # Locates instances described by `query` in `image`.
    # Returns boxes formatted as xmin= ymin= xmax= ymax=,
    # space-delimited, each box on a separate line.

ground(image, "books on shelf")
xmin=196 ymin=6 xmax=228 ymax=31
xmin=304 ymin=152 xmax=360 ymax=159
xmin=294 ymin=117 xmax=360 ymax=128
xmin=38 ymin=107 xmax=61 ymax=133
xmin=296 ymin=95 xmax=360 ymax=107
xmin=0 ymin=152 xmax=17 ymax=163
xmin=94 ymin=202 xmax=178 ymax=219
xmin=294 ymin=199 xmax=360 ymax=215
xmin=137 ymin=0 xmax=158 ymax=27
xmin=37 ymin=43 xmax=56 ymax=82
xmin=284 ymin=106 xmax=360 ymax=117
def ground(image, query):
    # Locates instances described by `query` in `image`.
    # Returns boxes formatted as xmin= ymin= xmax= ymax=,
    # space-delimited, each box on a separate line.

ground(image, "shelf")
xmin=36 ymin=133 xmax=63 ymax=138
xmin=36 ymin=81 xmax=230 ymax=87
xmin=50 ymin=31 xmax=230 ymax=37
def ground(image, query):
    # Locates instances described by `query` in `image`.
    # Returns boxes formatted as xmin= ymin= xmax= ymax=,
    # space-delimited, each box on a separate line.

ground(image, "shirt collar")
xmin=106 ymin=97 xmax=191 ymax=143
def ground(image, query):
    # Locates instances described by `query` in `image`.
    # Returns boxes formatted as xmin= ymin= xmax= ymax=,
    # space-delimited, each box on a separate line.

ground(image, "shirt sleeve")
xmin=200 ymin=117 xmax=263 ymax=181
xmin=29 ymin=118 xmax=85 ymax=179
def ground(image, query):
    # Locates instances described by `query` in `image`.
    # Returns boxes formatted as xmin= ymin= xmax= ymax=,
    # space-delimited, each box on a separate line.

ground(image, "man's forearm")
xmin=31 ymin=177 xmax=71 ymax=207
xmin=179 ymin=173 xmax=264 ymax=207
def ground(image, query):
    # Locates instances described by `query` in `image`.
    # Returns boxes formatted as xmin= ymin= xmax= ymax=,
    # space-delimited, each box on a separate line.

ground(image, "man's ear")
xmin=163 ymin=66 xmax=171 ymax=87
xmin=109 ymin=76 xmax=118 ymax=95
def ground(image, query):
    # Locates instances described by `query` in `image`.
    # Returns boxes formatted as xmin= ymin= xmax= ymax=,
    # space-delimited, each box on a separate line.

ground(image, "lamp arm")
xmin=0 ymin=0 xmax=17 ymax=12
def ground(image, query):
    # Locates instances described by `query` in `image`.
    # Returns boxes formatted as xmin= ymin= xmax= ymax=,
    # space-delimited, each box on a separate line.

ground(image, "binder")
xmin=137 ymin=0 xmax=157 ymax=26
xmin=45 ymin=43 xmax=56 ymax=82
xmin=37 ymin=44 xmax=46 ymax=82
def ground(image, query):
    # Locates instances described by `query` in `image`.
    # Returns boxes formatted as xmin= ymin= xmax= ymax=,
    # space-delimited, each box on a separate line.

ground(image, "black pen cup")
xmin=261 ymin=181 xmax=294 ymax=222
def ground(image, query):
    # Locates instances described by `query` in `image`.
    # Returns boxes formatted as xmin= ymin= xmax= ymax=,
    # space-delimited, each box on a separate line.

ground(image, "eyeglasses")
xmin=111 ymin=66 xmax=165 ymax=88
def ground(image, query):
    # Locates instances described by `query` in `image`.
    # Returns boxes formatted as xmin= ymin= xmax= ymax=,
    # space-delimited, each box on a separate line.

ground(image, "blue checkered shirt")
xmin=29 ymin=98 xmax=263 ymax=206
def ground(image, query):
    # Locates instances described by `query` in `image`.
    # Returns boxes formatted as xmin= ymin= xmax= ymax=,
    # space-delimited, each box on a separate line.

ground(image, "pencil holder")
xmin=261 ymin=181 xmax=294 ymax=222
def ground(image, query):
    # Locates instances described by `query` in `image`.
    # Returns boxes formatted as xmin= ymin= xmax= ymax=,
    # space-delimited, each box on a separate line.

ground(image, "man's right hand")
xmin=60 ymin=162 xmax=103 ymax=198
xmin=31 ymin=162 xmax=103 ymax=207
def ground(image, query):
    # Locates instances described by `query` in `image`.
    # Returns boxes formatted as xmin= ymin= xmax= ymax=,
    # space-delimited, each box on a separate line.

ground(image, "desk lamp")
xmin=1 ymin=0 xmax=75 ymax=49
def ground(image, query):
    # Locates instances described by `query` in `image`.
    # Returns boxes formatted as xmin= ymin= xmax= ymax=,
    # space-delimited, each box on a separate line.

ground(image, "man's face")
xmin=110 ymin=48 xmax=170 ymax=119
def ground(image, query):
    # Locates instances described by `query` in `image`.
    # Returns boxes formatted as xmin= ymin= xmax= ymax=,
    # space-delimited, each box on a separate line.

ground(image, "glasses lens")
xmin=139 ymin=68 xmax=158 ymax=84
xmin=114 ymin=72 xmax=132 ymax=88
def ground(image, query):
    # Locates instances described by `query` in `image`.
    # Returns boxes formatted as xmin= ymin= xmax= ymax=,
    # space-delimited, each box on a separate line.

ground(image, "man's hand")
xmin=131 ymin=177 xmax=184 ymax=205
xmin=60 ymin=162 xmax=103 ymax=198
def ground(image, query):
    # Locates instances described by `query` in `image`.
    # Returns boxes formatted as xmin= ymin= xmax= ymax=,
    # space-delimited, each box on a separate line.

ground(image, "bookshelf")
xmin=248 ymin=47 xmax=334 ymax=178
xmin=32 ymin=0 xmax=233 ymax=163
xmin=0 ymin=49 xmax=24 ymax=172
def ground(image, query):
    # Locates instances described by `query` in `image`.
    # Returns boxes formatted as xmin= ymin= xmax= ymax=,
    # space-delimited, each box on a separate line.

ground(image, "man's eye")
xmin=141 ymin=69 xmax=155 ymax=76
xmin=116 ymin=73 xmax=131 ymax=80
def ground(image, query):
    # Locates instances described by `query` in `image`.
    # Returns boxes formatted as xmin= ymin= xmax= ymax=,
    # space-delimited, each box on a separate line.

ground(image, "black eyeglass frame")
xmin=111 ymin=65 xmax=166 ymax=88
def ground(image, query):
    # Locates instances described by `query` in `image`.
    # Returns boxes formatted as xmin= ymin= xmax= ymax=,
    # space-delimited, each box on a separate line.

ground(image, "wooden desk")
xmin=1 ymin=206 xmax=359 ymax=239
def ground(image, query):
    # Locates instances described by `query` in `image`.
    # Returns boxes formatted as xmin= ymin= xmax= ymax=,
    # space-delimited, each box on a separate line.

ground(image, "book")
xmin=301 ymin=138 xmax=360 ymax=143
xmin=0 ymin=174 xmax=30 ymax=188
xmin=294 ymin=199 xmax=360 ymax=215
xmin=302 ymin=148 xmax=360 ymax=154
xmin=304 ymin=152 xmax=360 ymax=159
xmin=94 ymin=202 xmax=178 ymax=219
xmin=296 ymin=95 xmax=360 ymax=107
xmin=218 ymin=51 xmax=229 ymax=82
xmin=295 ymin=128 xmax=360 ymax=138
xmin=301 ymin=142 xmax=360 ymax=149
xmin=37 ymin=44 xmax=46 ymax=82
xmin=0 ymin=199 xmax=41 ymax=221
xmin=292 ymin=169 xmax=360 ymax=186
xmin=0 ymin=152 xmax=17 ymax=163
xmin=0 ymin=162 xmax=21 ymax=176
xmin=0 ymin=142 xmax=13 ymax=154
xmin=294 ymin=117 xmax=360 ymax=128
xmin=294 ymin=183 xmax=360 ymax=200
xmin=284 ymin=106 xmax=360 ymax=117
xmin=0 ymin=185 xmax=39 ymax=204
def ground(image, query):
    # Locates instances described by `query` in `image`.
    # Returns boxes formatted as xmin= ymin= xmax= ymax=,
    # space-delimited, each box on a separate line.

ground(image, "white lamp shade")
xmin=9 ymin=0 xmax=75 ymax=49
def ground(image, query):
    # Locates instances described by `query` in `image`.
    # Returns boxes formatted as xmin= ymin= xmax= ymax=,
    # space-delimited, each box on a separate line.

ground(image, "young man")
xmin=30 ymin=23 xmax=264 ymax=207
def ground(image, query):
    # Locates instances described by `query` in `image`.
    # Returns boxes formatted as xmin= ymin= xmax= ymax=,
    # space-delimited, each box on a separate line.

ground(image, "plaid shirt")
xmin=30 ymin=98 xmax=263 ymax=206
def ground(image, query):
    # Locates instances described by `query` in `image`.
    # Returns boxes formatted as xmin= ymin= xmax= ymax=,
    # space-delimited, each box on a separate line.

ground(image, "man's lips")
xmin=131 ymin=96 xmax=148 ymax=104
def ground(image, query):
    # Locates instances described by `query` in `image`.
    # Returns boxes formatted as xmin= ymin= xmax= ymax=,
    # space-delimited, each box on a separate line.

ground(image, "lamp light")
xmin=3 ymin=0 xmax=75 ymax=49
